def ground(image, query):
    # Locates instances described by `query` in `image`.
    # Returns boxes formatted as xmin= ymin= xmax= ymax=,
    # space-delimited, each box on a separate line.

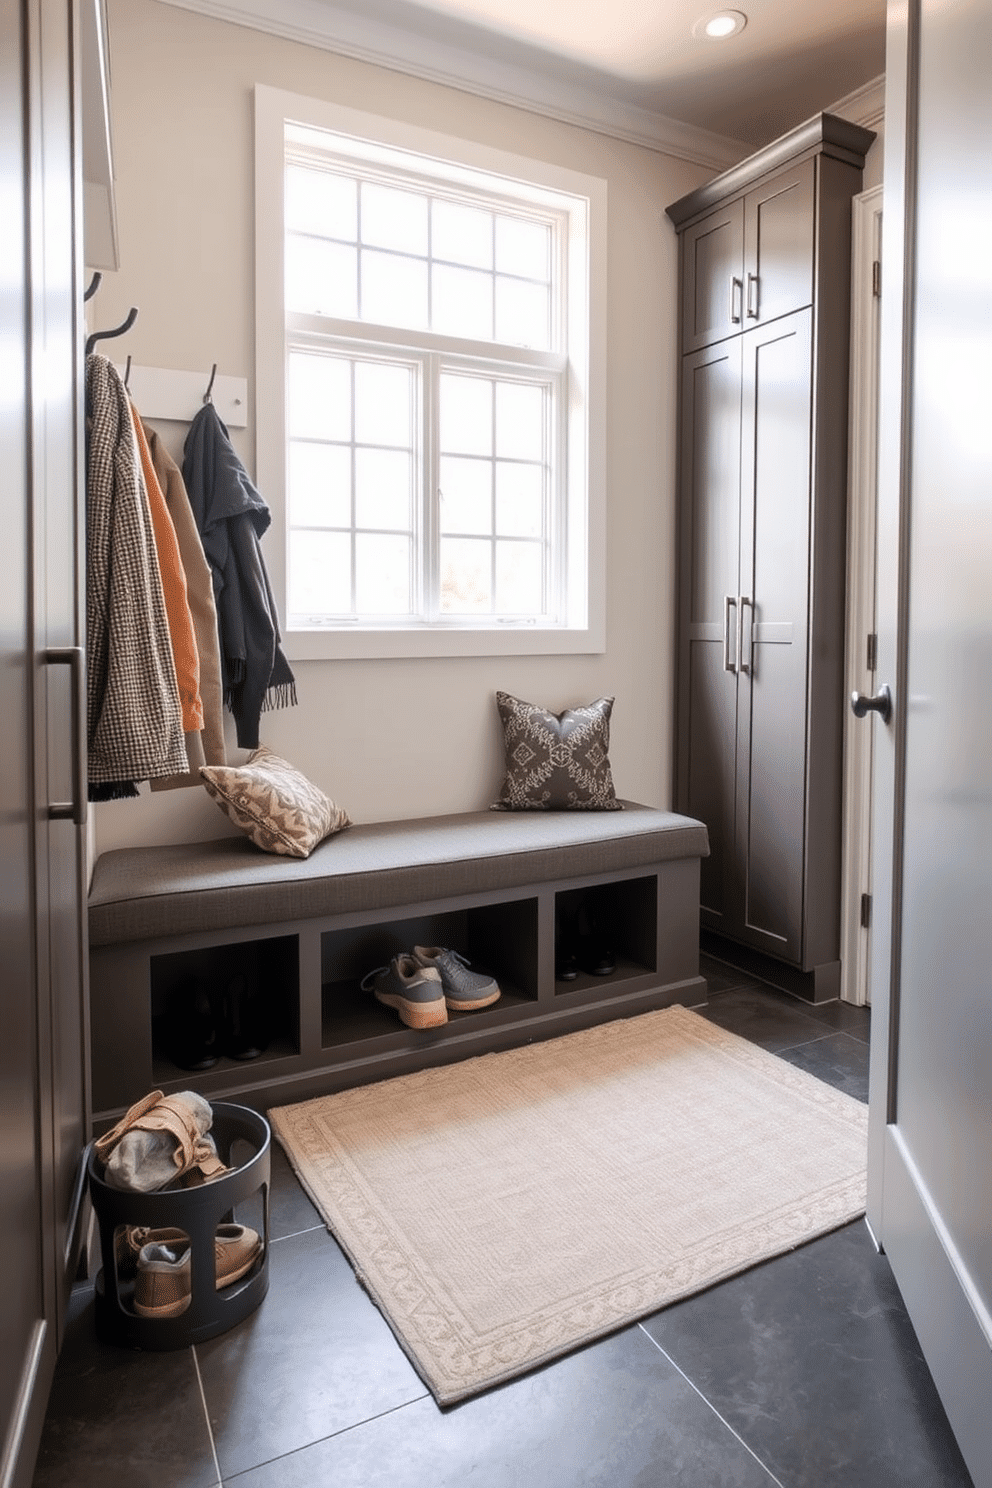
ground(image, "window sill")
xmin=285 ymin=622 xmax=605 ymax=661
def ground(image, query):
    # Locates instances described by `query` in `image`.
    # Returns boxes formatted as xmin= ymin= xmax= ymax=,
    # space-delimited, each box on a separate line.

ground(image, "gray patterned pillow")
xmin=200 ymin=747 xmax=350 ymax=857
xmin=491 ymin=691 xmax=622 ymax=811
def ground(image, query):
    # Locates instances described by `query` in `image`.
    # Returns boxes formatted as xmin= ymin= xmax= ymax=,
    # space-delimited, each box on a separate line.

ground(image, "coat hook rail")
xmin=83 ymin=271 xmax=103 ymax=301
xmin=85 ymin=306 xmax=139 ymax=358
xmin=203 ymin=362 xmax=218 ymax=404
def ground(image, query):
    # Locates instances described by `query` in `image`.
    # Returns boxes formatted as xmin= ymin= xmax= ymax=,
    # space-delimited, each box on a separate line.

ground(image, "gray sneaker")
xmin=412 ymin=946 xmax=501 ymax=1012
xmin=361 ymin=954 xmax=447 ymax=1029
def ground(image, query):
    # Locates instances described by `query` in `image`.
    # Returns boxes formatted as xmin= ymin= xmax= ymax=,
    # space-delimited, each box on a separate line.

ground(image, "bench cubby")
xmin=88 ymin=805 xmax=709 ymax=1129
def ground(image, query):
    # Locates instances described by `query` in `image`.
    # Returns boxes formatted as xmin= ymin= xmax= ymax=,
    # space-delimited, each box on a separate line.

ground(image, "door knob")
xmin=851 ymin=683 xmax=892 ymax=724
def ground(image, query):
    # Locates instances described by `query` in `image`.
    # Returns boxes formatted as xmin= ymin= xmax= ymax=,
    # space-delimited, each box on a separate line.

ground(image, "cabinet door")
xmin=1 ymin=4 xmax=51 ymax=1472
xmin=676 ymin=339 xmax=743 ymax=933
xmin=734 ymin=310 xmax=813 ymax=963
xmin=743 ymin=161 xmax=815 ymax=329
xmin=680 ymin=197 xmax=745 ymax=353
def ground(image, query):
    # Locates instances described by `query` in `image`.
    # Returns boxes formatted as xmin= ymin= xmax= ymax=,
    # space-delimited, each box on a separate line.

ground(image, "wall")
xmin=90 ymin=0 xmax=711 ymax=854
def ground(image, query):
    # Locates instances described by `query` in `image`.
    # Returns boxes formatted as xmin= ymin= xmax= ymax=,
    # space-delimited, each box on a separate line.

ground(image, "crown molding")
xmin=152 ymin=0 xmax=749 ymax=170
xmin=827 ymin=74 xmax=885 ymax=131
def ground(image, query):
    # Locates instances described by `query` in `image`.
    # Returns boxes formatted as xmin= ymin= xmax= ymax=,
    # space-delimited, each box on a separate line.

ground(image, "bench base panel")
xmin=90 ymin=858 xmax=705 ymax=1128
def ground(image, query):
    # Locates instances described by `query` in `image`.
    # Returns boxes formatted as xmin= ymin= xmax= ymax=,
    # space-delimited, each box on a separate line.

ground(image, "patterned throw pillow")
xmin=200 ymin=746 xmax=350 ymax=858
xmin=491 ymin=691 xmax=622 ymax=811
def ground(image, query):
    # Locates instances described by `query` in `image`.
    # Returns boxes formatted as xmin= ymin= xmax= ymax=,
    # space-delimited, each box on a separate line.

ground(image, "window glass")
xmin=440 ymin=374 xmax=492 ymax=457
xmin=360 ymin=183 xmax=428 ymax=255
xmin=266 ymin=96 xmax=602 ymax=647
xmin=432 ymin=199 xmax=493 ymax=269
xmin=286 ymin=165 xmax=357 ymax=240
xmin=288 ymin=441 xmax=351 ymax=529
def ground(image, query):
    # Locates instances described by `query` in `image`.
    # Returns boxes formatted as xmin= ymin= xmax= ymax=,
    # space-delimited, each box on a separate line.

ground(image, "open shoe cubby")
xmin=89 ymin=859 xmax=705 ymax=1129
xmin=148 ymin=934 xmax=300 ymax=1085
xmin=554 ymin=876 xmax=658 ymax=995
xmin=320 ymin=897 xmax=539 ymax=1051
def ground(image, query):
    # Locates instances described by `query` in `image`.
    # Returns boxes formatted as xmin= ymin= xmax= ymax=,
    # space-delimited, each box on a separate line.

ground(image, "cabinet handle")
xmin=746 ymin=272 xmax=759 ymax=318
xmin=730 ymin=276 xmax=743 ymax=324
xmin=45 ymin=645 xmax=87 ymax=827
xmin=724 ymin=595 xmax=738 ymax=673
xmin=738 ymin=596 xmax=752 ymax=673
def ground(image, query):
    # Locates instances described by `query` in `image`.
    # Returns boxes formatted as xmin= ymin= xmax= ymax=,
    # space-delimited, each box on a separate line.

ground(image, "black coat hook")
xmin=84 ymin=271 xmax=102 ymax=301
xmin=85 ymin=306 xmax=139 ymax=357
xmin=123 ymin=354 xmax=132 ymax=390
xmin=203 ymin=363 xmax=218 ymax=404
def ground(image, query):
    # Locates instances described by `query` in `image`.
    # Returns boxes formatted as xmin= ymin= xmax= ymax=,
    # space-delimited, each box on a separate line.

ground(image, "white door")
xmin=865 ymin=2 xmax=992 ymax=1484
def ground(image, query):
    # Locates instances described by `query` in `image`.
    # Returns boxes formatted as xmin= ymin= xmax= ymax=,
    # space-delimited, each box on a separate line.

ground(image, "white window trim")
xmin=254 ymin=83 xmax=607 ymax=660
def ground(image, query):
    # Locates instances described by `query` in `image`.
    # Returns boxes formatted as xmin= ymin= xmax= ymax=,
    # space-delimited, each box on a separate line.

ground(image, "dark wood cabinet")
xmin=668 ymin=114 xmax=875 ymax=999
xmin=2 ymin=3 xmax=90 ymax=1483
xmin=679 ymin=158 xmax=816 ymax=353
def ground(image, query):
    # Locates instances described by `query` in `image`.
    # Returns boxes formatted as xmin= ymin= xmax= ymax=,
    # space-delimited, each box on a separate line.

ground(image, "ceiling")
xmin=164 ymin=0 xmax=886 ymax=155
xmin=338 ymin=0 xmax=887 ymax=146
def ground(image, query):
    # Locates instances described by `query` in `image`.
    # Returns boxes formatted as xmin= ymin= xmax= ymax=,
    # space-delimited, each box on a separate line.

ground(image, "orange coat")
xmin=129 ymin=403 xmax=204 ymax=733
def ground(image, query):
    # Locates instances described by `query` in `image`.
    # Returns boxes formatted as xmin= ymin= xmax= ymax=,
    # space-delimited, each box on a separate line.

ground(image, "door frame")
xmin=839 ymin=185 xmax=883 ymax=1006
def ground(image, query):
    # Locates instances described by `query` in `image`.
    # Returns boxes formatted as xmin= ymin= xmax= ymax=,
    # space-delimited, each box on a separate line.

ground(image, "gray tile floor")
xmin=33 ymin=955 xmax=975 ymax=1487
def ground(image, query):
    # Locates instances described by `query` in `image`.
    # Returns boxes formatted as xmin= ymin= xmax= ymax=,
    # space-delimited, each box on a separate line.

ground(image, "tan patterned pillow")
xmin=200 ymin=747 xmax=350 ymax=858
xmin=491 ymin=691 xmax=622 ymax=811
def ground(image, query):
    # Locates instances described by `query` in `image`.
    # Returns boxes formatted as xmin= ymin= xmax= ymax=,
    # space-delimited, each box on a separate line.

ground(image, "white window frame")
xmin=255 ymin=84 xmax=607 ymax=660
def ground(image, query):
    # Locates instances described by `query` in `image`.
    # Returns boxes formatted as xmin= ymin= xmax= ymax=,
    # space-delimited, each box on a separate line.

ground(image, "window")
xmin=255 ymin=87 xmax=606 ymax=659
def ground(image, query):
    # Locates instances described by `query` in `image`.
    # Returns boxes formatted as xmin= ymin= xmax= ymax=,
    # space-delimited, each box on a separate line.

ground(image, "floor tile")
xmin=195 ymin=1226 xmax=426 ymax=1479
xmin=777 ymin=1029 xmax=870 ymax=1102
xmin=266 ymin=1135 xmax=322 ymax=1241
xmin=699 ymin=953 xmax=759 ymax=995
xmin=32 ymin=1285 xmax=218 ymax=1488
xmin=224 ymin=1326 xmax=778 ymax=1488
xmin=641 ymin=1221 xmax=974 ymax=1488
xmin=796 ymin=997 xmax=872 ymax=1043
xmin=697 ymin=983 xmax=831 ymax=1052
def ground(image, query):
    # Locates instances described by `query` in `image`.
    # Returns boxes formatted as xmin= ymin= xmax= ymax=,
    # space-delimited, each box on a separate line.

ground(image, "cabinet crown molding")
xmin=665 ymin=111 xmax=876 ymax=229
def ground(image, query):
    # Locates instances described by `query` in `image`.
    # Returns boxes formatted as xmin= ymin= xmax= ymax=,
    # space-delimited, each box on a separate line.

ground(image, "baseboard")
xmin=700 ymin=931 xmax=840 ymax=1004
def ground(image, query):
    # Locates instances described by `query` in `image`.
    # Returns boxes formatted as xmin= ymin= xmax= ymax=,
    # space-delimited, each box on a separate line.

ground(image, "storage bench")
xmin=88 ymin=803 xmax=709 ymax=1127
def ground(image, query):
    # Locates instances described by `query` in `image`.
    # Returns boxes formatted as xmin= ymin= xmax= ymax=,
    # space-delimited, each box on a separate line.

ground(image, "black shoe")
xmin=555 ymin=949 xmax=580 ymax=981
xmin=579 ymin=941 xmax=617 ymax=976
xmin=575 ymin=897 xmax=617 ymax=976
xmin=221 ymin=974 xmax=269 ymax=1061
xmin=166 ymin=977 xmax=219 ymax=1070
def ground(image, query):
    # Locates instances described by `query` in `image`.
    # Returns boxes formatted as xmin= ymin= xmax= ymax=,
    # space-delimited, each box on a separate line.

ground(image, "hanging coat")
xmin=129 ymin=402 xmax=203 ymax=734
xmin=85 ymin=354 xmax=189 ymax=796
xmin=181 ymin=401 xmax=296 ymax=750
xmin=142 ymin=422 xmax=228 ymax=788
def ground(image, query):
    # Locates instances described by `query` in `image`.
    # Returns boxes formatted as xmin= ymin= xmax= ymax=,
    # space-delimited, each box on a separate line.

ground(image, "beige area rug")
xmin=269 ymin=1006 xmax=868 ymax=1405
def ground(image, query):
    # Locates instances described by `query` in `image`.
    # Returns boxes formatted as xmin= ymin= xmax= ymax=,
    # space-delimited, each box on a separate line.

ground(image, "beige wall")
xmin=91 ymin=0 xmax=712 ymax=853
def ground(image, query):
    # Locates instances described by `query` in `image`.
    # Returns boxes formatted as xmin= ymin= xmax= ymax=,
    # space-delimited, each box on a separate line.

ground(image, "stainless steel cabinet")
xmin=668 ymin=114 xmax=874 ymax=999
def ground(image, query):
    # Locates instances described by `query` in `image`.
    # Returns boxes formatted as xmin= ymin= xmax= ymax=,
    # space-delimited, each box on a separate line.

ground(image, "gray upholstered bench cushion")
xmin=88 ymin=802 xmax=709 ymax=947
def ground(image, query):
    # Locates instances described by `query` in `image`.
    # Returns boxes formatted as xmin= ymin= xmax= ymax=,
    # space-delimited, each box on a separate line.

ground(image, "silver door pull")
xmin=730 ymin=276 xmax=743 ymax=324
xmin=724 ymin=595 xmax=737 ymax=672
xmin=746 ymin=272 xmax=759 ymax=318
xmin=46 ymin=645 xmax=87 ymax=826
xmin=738 ymin=595 xmax=752 ymax=672
xmin=851 ymin=684 xmax=892 ymax=724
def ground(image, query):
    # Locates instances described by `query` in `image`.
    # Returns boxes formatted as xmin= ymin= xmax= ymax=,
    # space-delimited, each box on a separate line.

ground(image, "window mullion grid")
xmin=349 ymin=359 xmax=358 ymax=616
xmin=549 ymin=369 xmax=565 ymax=624
xmin=489 ymin=378 xmax=498 ymax=616
xmin=423 ymin=350 xmax=440 ymax=623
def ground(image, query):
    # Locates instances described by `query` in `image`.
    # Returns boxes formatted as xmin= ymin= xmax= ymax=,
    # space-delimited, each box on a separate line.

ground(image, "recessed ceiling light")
xmin=692 ymin=10 xmax=748 ymax=40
